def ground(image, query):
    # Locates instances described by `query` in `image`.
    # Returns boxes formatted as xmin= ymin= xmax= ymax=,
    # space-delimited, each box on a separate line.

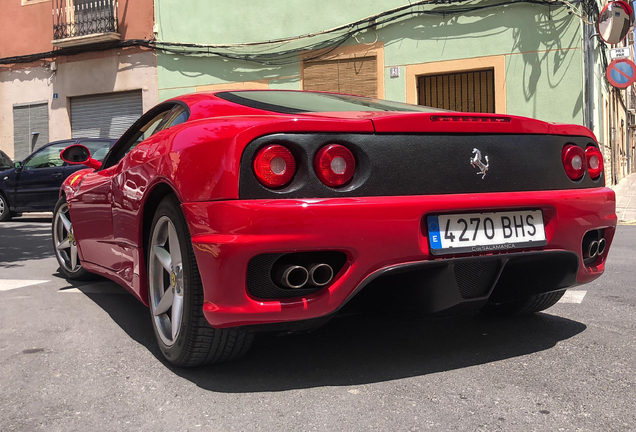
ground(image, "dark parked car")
xmin=0 ymin=150 xmax=12 ymax=171
xmin=0 ymin=138 xmax=115 ymax=221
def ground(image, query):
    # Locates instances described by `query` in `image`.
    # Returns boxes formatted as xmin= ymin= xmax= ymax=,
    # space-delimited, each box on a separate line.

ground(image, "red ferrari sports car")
xmin=53 ymin=90 xmax=616 ymax=367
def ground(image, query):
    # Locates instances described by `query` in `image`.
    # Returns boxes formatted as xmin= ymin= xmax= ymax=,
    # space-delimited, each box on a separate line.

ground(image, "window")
xmin=303 ymin=56 xmax=378 ymax=98
xmin=23 ymin=142 xmax=70 ymax=170
xmin=161 ymin=105 xmax=189 ymax=130
xmin=0 ymin=151 xmax=13 ymax=170
xmin=301 ymin=43 xmax=384 ymax=99
xmin=216 ymin=91 xmax=440 ymax=114
xmin=103 ymin=104 xmax=176 ymax=168
xmin=79 ymin=140 xmax=114 ymax=162
xmin=418 ymin=69 xmax=495 ymax=113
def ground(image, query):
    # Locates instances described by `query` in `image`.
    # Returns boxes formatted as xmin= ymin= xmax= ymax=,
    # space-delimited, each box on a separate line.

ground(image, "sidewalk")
xmin=613 ymin=172 xmax=636 ymax=224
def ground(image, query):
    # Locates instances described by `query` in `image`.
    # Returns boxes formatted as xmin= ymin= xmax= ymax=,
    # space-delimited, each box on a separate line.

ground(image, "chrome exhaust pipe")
xmin=307 ymin=263 xmax=334 ymax=287
xmin=586 ymin=240 xmax=599 ymax=259
xmin=279 ymin=265 xmax=309 ymax=289
xmin=597 ymin=238 xmax=607 ymax=256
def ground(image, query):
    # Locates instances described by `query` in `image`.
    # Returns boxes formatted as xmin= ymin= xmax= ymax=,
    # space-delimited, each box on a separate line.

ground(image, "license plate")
xmin=427 ymin=210 xmax=546 ymax=255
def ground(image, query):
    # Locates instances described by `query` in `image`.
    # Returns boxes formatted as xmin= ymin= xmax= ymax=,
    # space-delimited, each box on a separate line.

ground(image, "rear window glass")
xmin=216 ymin=91 xmax=443 ymax=114
xmin=0 ymin=151 xmax=12 ymax=168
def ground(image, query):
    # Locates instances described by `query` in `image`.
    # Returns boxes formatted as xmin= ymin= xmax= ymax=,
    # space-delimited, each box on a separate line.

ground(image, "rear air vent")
xmin=453 ymin=260 xmax=501 ymax=299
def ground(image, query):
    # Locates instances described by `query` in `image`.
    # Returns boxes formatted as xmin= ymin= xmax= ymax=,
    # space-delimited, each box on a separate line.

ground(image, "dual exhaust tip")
xmin=278 ymin=263 xmax=334 ymax=289
xmin=585 ymin=238 xmax=607 ymax=260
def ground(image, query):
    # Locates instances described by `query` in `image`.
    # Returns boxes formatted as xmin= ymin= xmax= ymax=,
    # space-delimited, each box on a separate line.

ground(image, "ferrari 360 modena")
xmin=52 ymin=90 xmax=616 ymax=367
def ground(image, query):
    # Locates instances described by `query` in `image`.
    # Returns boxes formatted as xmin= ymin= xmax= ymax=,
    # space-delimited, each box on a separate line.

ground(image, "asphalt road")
xmin=1 ymin=215 xmax=635 ymax=432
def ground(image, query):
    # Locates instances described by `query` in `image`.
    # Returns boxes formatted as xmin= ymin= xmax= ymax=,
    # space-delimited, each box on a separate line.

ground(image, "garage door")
xmin=70 ymin=90 xmax=143 ymax=139
xmin=13 ymin=101 xmax=49 ymax=161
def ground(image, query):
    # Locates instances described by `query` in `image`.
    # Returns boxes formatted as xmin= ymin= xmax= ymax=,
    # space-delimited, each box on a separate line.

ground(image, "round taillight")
xmin=314 ymin=144 xmax=356 ymax=187
xmin=585 ymin=146 xmax=604 ymax=180
xmin=253 ymin=144 xmax=296 ymax=188
xmin=561 ymin=145 xmax=587 ymax=181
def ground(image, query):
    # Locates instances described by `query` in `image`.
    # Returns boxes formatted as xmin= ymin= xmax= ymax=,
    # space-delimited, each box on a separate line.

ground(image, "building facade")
xmin=0 ymin=0 xmax=157 ymax=160
xmin=1 ymin=0 xmax=634 ymax=185
xmin=152 ymin=0 xmax=634 ymax=185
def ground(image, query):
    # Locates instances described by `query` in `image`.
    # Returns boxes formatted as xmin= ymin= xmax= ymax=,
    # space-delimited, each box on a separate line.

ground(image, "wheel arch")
xmin=0 ymin=188 xmax=10 ymax=206
xmin=139 ymin=182 xmax=180 ymax=304
xmin=0 ymin=189 xmax=13 ymax=221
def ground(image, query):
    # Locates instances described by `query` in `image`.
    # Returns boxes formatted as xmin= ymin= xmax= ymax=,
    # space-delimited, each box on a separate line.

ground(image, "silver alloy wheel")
xmin=53 ymin=202 xmax=81 ymax=273
xmin=0 ymin=196 xmax=5 ymax=217
xmin=149 ymin=216 xmax=185 ymax=347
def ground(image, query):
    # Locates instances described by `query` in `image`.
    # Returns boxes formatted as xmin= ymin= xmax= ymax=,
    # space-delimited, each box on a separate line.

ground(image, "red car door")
xmin=70 ymin=165 xmax=121 ymax=271
xmin=72 ymin=104 xmax=178 ymax=274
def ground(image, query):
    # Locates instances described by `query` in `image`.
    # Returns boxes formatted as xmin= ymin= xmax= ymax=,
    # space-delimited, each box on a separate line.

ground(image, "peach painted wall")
xmin=0 ymin=1 xmax=52 ymax=58
xmin=0 ymin=0 xmax=154 ymax=59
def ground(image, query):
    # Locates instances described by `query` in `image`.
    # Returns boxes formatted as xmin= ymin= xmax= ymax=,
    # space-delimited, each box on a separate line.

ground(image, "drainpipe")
xmin=626 ymin=101 xmax=630 ymax=174
xmin=584 ymin=22 xmax=595 ymax=131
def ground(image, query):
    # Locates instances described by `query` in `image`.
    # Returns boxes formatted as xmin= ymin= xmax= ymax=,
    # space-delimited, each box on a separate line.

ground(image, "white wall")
xmin=0 ymin=49 xmax=158 ymax=159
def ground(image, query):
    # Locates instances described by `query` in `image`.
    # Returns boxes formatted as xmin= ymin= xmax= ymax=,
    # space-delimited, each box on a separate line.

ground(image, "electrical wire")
xmin=0 ymin=0 xmax=603 ymax=66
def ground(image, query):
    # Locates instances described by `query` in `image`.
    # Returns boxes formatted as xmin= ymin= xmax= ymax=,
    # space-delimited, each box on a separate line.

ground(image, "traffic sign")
xmin=611 ymin=47 xmax=631 ymax=60
xmin=606 ymin=58 xmax=636 ymax=89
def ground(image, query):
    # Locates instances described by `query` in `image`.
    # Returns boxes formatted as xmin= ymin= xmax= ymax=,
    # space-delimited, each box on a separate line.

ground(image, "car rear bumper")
xmin=182 ymin=188 xmax=616 ymax=329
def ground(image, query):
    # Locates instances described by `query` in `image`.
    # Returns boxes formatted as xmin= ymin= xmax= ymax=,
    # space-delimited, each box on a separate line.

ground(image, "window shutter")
xmin=303 ymin=56 xmax=377 ymax=98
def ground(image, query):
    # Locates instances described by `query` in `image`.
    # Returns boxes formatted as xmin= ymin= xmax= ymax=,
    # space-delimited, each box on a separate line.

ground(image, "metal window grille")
xmin=418 ymin=69 xmax=495 ymax=113
xmin=52 ymin=0 xmax=118 ymax=40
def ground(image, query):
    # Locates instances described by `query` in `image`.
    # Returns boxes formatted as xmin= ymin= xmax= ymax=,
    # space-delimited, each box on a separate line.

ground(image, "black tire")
xmin=147 ymin=194 xmax=254 ymax=367
xmin=480 ymin=290 xmax=566 ymax=317
xmin=0 ymin=193 xmax=13 ymax=222
xmin=52 ymin=196 xmax=94 ymax=280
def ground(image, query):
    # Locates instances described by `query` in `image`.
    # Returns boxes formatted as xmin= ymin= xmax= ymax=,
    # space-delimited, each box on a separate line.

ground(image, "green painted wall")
xmin=156 ymin=0 xmax=585 ymax=125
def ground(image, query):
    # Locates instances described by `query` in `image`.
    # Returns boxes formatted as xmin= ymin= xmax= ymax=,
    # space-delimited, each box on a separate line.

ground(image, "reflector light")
xmin=561 ymin=145 xmax=587 ymax=181
xmin=430 ymin=115 xmax=511 ymax=123
xmin=586 ymin=146 xmax=604 ymax=180
xmin=253 ymin=144 xmax=296 ymax=188
xmin=314 ymin=144 xmax=356 ymax=187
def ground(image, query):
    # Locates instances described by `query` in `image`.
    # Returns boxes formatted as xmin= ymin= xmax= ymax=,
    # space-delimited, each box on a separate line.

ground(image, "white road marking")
xmin=0 ymin=280 xmax=50 ymax=291
xmin=559 ymin=290 xmax=587 ymax=304
xmin=58 ymin=283 xmax=126 ymax=295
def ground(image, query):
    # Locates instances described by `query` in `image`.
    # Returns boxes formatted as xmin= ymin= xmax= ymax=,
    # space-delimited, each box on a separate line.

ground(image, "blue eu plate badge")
xmin=428 ymin=215 xmax=442 ymax=249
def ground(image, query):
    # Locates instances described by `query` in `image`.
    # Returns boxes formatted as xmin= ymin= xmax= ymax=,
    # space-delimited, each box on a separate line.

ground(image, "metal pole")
xmin=584 ymin=22 xmax=594 ymax=130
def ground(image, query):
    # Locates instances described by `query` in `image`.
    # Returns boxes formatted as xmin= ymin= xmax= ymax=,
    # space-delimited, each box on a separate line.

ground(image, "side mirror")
xmin=598 ymin=1 xmax=634 ymax=44
xmin=14 ymin=161 xmax=22 ymax=170
xmin=60 ymin=144 xmax=102 ymax=170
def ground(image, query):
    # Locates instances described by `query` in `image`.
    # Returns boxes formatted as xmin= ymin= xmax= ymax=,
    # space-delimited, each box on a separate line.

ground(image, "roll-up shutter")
xmin=13 ymin=102 xmax=49 ymax=161
xmin=303 ymin=56 xmax=378 ymax=98
xmin=70 ymin=90 xmax=143 ymax=139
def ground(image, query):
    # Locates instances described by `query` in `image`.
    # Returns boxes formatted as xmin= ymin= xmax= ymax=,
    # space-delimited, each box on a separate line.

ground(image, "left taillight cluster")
xmin=561 ymin=144 xmax=603 ymax=181
xmin=253 ymin=143 xmax=356 ymax=189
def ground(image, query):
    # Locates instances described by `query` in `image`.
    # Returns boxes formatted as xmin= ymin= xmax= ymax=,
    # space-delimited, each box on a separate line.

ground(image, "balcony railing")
xmin=52 ymin=0 xmax=120 ymax=47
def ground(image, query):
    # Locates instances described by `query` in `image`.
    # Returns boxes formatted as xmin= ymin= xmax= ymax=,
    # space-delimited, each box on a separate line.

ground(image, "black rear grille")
xmin=239 ymin=133 xmax=601 ymax=200
xmin=453 ymin=260 xmax=501 ymax=299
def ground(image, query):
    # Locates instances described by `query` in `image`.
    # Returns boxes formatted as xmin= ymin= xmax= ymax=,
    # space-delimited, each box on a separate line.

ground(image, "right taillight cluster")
xmin=253 ymin=143 xmax=356 ymax=189
xmin=561 ymin=144 xmax=603 ymax=181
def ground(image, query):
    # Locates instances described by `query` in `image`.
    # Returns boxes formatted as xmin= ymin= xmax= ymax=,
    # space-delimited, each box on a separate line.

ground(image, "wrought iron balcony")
xmin=52 ymin=0 xmax=120 ymax=48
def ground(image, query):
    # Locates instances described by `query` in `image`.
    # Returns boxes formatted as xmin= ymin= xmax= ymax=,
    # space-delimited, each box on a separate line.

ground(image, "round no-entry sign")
xmin=607 ymin=58 xmax=636 ymax=89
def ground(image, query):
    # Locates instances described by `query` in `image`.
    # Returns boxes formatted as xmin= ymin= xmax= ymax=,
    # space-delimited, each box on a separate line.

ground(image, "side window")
xmin=161 ymin=106 xmax=189 ymax=130
xmin=78 ymin=140 xmax=114 ymax=162
xmin=103 ymin=105 xmax=174 ymax=168
xmin=23 ymin=142 xmax=71 ymax=170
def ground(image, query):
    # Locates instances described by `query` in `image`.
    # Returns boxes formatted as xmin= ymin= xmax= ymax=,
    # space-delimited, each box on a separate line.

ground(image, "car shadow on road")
xmin=177 ymin=312 xmax=586 ymax=393
xmin=71 ymin=279 xmax=587 ymax=393
xmin=0 ymin=220 xmax=54 ymax=268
